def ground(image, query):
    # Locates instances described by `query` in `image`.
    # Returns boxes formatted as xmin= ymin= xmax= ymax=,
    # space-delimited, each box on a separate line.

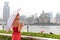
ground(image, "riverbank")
xmin=28 ymin=24 xmax=60 ymax=26
xmin=0 ymin=33 xmax=59 ymax=40
xmin=0 ymin=30 xmax=60 ymax=39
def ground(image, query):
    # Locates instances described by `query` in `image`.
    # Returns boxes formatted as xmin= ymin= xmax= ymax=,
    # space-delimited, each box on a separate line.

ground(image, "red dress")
xmin=12 ymin=27 xmax=21 ymax=40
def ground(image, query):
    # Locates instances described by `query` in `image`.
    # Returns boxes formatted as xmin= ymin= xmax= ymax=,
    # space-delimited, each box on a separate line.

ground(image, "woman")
xmin=11 ymin=13 xmax=23 ymax=40
xmin=6 ymin=9 xmax=23 ymax=40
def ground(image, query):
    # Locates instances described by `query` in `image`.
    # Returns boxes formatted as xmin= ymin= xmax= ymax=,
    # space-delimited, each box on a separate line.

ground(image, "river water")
xmin=21 ymin=25 xmax=60 ymax=34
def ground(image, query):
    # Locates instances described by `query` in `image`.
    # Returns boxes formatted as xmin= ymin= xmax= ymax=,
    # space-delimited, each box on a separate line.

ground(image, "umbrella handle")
xmin=17 ymin=8 xmax=21 ymax=13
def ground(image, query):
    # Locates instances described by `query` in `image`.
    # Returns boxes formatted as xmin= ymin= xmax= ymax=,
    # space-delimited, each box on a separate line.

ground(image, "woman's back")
xmin=12 ymin=27 xmax=21 ymax=40
xmin=13 ymin=27 xmax=18 ymax=32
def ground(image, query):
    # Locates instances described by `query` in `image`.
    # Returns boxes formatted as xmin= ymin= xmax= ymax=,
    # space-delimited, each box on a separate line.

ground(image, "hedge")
xmin=0 ymin=35 xmax=29 ymax=40
xmin=0 ymin=30 xmax=60 ymax=39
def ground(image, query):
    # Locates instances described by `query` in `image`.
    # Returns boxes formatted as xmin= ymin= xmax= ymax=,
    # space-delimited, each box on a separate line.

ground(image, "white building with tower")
xmin=39 ymin=11 xmax=50 ymax=24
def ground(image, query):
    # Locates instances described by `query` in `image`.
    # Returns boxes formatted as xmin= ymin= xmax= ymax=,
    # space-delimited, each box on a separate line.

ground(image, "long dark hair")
xmin=16 ymin=13 xmax=19 ymax=17
xmin=12 ymin=13 xmax=20 ymax=26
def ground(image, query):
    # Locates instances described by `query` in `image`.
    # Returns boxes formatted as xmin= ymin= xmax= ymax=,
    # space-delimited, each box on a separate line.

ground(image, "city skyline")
xmin=0 ymin=0 xmax=60 ymax=19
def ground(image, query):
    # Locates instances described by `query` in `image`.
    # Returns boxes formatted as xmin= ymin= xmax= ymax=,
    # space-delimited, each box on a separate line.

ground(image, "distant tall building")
xmin=3 ymin=2 xmax=10 ymax=22
xmin=48 ymin=12 xmax=53 ymax=23
xmin=20 ymin=15 xmax=27 ymax=24
xmin=55 ymin=13 xmax=60 ymax=24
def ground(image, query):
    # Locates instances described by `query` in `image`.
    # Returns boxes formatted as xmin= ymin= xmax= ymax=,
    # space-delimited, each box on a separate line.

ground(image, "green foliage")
xmin=0 ymin=30 xmax=60 ymax=39
xmin=0 ymin=35 xmax=29 ymax=40
xmin=22 ymin=32 xmax=60 ymax=39
xmin=0 ymin=30 xmax=12 ymax=34
xmin=0 ymin=35 xmax=11 ymax=40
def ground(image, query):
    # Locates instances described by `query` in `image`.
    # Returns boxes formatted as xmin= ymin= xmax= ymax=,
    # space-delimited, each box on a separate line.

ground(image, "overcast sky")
xmin=0 ymin=0 xmax=60 ymax=19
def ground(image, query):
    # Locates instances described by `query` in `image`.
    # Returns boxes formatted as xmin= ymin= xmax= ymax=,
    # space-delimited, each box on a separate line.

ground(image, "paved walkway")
xmin=0 ymin=33 xmax=59 ymax=40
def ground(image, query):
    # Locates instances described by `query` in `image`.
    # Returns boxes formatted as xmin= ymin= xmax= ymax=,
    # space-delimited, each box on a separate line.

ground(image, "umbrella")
xmin=6 ymin=8 xmax=21 ymax=31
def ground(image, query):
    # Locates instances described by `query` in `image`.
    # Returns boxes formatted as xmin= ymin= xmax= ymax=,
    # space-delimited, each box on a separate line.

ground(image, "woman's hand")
xmin=18 ymin=22 xmax=24 ymax=32
xmin=20 ymin=23 xmax=24 ymax=28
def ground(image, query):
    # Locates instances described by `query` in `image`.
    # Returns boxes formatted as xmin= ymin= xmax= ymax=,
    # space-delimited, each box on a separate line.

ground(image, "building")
xmin=20 ymin=15 xmax=27 ymax=24
xmin=3 ymin=2 xmax=10 ymax=22
xmin=0 ymin=18 xmax=2 ymax=22
xmin=50 ymin=18 xmax=56 ymax=24
xmin=39 ymin=11 xmax=50 ymax=24
xmin=27 ymin=15 xmax=39 ymax=25
xmin=55 ymin=13 xmax=60 ymax=24
xmin=49 ymin=12 xmax=53 ymax=23
xmin=32 ymin=14 xmax=38 ymax=24
xmin=27 ymin=16 xmax=34 ymax=24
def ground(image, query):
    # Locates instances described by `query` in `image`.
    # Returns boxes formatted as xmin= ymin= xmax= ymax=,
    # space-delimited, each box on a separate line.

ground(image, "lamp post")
xmin=3 ymin=25 xmax=4 ymax=31
xmin=27 ymin=24 xmax=29 ymax=32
